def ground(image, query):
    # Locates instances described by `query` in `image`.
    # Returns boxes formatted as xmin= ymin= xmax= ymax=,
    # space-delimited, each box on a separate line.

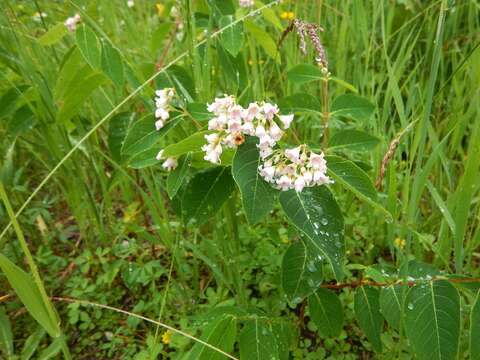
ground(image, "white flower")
xmin=202 ymin=143 xmax=223 ymax=164
xmin=239 ymin=0 xmax=255 ymax=8
xmin=310 ymin=152 xmax=327 ymax=170
xmin=156 ymin=149 xmax=164 ymax=161
xmin=262 ymin=102 xmax=279 ymax=120
xmin=285 ymin=147 xmax=301 ymax=163
xmin=294 ymin=176 xmax=306 ymax=192
xmin=127 ymin=0 xmax=135 ymax=7
xmin=162 ymin=157 xmax=177 ymax=171
xmin=259 ymin=165 xmax=275 ymax=182
xmin=241 ymin=121 xmax=255 ymax=135
xmin=302 ymin=170 xmax=313 ymax=184
xmin=155 ymin=119 xmax=165 ymax=130
xmin=155 ymin=107 xmax=169 ymax=121
xmin=255 ymin=124 xmax=267 ymax=137
xmin=277 ymin=175 xmax=292 ymax=191
xmin=278 ymin=114 xmax=294 ymax=129
xmin=259 ymin=147 xmax=273 ymax=159
xmin=205 ymin=133 xmax=219 ymax=144
xmin=65 ymin=14 xmax=81 ymax=32
xmin=269 ymin=122 xmax=283 ymax=142
xmin=242 ymin=102 xmax=260 ymax=121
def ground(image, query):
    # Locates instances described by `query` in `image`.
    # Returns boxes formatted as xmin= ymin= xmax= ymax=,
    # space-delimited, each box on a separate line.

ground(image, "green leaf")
xmin=354 ymin=286 xmax=383 ymax=353
xmin=122 ymin=114 xmax=180 ymax=156
xmin=37 ymin=336 xmax=63 ymax=360
xmin=232 ymin=137 xmax=277 ymax=224
xmin=282 ymin=241 xmax=323 ymax=304
xmin=167 ymin=153 xmax=192 ymax=199
xmin=405 ymin=281 xmax=460 ymax=360
xmin=21 ymin=327 xmax=46 ymax=360
xmin=379 ymin=285 xmax=403 ymax=331
xmin=471 ymin=290 xmax=480 ymax=360
xmin=279 ymin=186 xmax=344 ymax=280
xmin=8 ymin=106 xmax=36 ymax=137
xmin=0 ymin=254 xmax=60 ymax=337
xmin=308 ymin=288 xmax=343 ymax=337
xmin=162 ymin=130 xmax=210 ymax=158
xmin=399 ymin=260 xmax=441 ymax=279
xmin=244 ymin=20 xmax=279 ymax=63
xmin=101 ymin=40 xmax=124 ymax=87
xmin=127 ymin=148 xmax=160 ymax=169
xmin=239 ymin=318 xmax=280 ymax=360
xmin=56 ymin=71 xmax=106 ymax=123
xmin=287 ymin=64 xmax=323 ymax=84
xmin=76 ymin=25 xmax=101 ymax=69
xmin=278 ymin=93 xmax=321 ymax=114
xmin=38 ymin=23 xmax=68 ymax=46
xmin=108 ymin=112 xmax=133 ymax=162
xmin=325 ymin=155 xmax=392 ymax=221
xmin=187 ymin=102 xmax=211 ymax=121
xmin=331 ymin=94 xmax=375 ymax=122
xmin=182 ymin=167 xmax=235 ymax=225
xmin=54 ymin=47 xmax=83 ymax=101
xmin=329 ymin=130 xmax=380 ymax=151
xmin=0 ymin=307 xmax=13 ymax=358
xmin=271 ymin=320 xmax=297 ymax=360
xmin=208 ymin=0 xmax=234 ymax=16
xmin=187 ymin=315 xmax=236 ymax=360
xmin=219 ymin=15 xmax=244 ymax=57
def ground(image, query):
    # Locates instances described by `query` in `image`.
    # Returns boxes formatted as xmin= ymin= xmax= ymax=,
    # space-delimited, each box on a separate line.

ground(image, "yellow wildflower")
xmin=161 ymin=330 xmax=172 ymax=344
xmin=394 ymin=237 xmax=406 ymax=249
xmin=156 ymin=3 xmax=165 ymax=17
xmin=280 ymin=11 xmax=295 ymax=21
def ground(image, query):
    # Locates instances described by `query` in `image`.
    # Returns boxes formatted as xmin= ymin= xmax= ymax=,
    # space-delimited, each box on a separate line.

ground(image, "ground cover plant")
xmin=0 ymin=0 xmax=479 ymax=359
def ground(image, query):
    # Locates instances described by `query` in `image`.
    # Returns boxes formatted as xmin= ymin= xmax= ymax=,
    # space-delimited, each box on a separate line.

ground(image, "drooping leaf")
xmin=308 ymin=288 xmax=343 ymax=338
xmin=0 ymin=307 xmax=13 ymax=358
xmin=325 ymin=155 xmax=392 ymax=221
xmin=244 ymin=20 xmax=279 ymax=63
xmin=182 ymin=167 xmax=235 ymax=225
xmin=219 ymin=15 xmax=244 ymax=57
xmin=405 ymin=281 xmax=460 ymax=360
xmin=37 ymin=336 xmax=63 ymax=360
xmin=0 ymin=254 xmax=60 ymax=337
xmin=38 ymin=23 xmax=68 ymax=46
xmin=122 ymin=114 xmax=180 ymax=156
xmin=329 ymin=130 xmax=380 ymax=151
xmin=470 ymin=290 xmax=480 ymax=360
xmin=162 ymin=130 xmax=210 ymax=158
xmin=20 ymin=327 xmax=46 ymax=360
xmin=187 ymin=314 xmax=236 ymax=360
xmin=331 ymin=94 xmax=375 ymax=122
xmin=282 ymin=241 xmax=323 ymax=304
xmin=287 ymin=64 xmax=323 ymax=84
xmin=101 ymin=40 xmax=124 ymax=87
xmin=278 ymin=93 xmax=321 ymax=114
xmin=76 ymin=25 xmax=101 ymax=69
xmin=187 ymin=102 xmax=211 ymax=121
xmin=232 ymin=137 xmax=277 ymax=224
xmin=379 ymin=284 xmax=403 ymax=331
xmin=239 ymin=318 xmax=280 ymax=360
xmin=354 ymin=286 xmax=383 ymax=353
xmin=279 ymin=186 xmax=344 ymax=280
xmin=108 ymin=112 xmax=133 ymax=162
xmin=167 ymin=153 xmax=192 ymax=199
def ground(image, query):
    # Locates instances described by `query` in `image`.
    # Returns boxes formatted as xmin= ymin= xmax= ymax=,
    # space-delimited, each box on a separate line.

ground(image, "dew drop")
xmin=320 ymin=218 xmax=328 ymax=226
xmin=407 ymin=303 xmax=414 ymax=310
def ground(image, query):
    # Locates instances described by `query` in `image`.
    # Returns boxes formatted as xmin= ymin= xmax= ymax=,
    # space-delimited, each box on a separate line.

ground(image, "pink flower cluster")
xmin=239 ymin=0 xmax=255 ymax=8
xmin=65 ymin=14 xmax=81 ymax=32
xmin=203 ymin=95 xmax=294 ymax=164
xmin=259 ymin=146 xmax=333 ymax=192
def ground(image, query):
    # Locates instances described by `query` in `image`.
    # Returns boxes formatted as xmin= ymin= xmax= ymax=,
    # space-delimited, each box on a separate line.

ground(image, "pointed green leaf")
xmin=37 ymin=336 xmax=63 ymax=360
xmin=244 ymin=20 xmax=279 ymax=63
xmin=0 ymin=307 xmax=13 ymax=358
xmin=101 ymin=40 xmax=124 ymax=87
xmin=331 ymin=94 xmax=375 ymax=122
xmin=0 ymin=254 xmax=60 ymax=337
xmin=21 ymin=327 xmax=46 ymax=360
xmin=325 ymin=155 xmax=392 ymax=221
xmin=219 ymin=15 xmax=244 ymax=57
xmin=470 ymin=290 xmax=480 ymax=360
xmin=108 ymin=112 xmax=133 ymax=162
xmin=182 ymin=167 xmax=235 ymax=225
xmin=76 ymin=25 xmax=101 ymax=68
xmin=279 ymin=186 xmax=344 ymax=280
xmin=354 ymin=286 xmax=383 ymax=352
xmin=379 ymin=285 xmax=403 ymax=331
xmin=187 ymin=315 xmax=236 ymax=360
xmin=329 ymin=130 xmax=380 ymax=152
xmin=232 ymin=137 xmax=277 ymax=224
xmin=38 ymin=23 xmax=68 ymax=46
xmin=287 ymin=64 xmax=323 ymax=84
xmin=278 ymin=93 xmax=321 ymax=115
xmin=405 ymin=281 xmax=460 ymax=360
xmin=167 ymin=153 xmax=192 ymax=199
xmin=282 ymin=241 xmax=323 ymax=304
xmin=187 ymin=102 xmax=211 ymax=121
xmin=239 ymin=318 xmax=280 ymax=360
xmin=162 ymin=130 xmax=211 ymax=158
xmin=308 ymin=288 xmax=343 ymax=338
